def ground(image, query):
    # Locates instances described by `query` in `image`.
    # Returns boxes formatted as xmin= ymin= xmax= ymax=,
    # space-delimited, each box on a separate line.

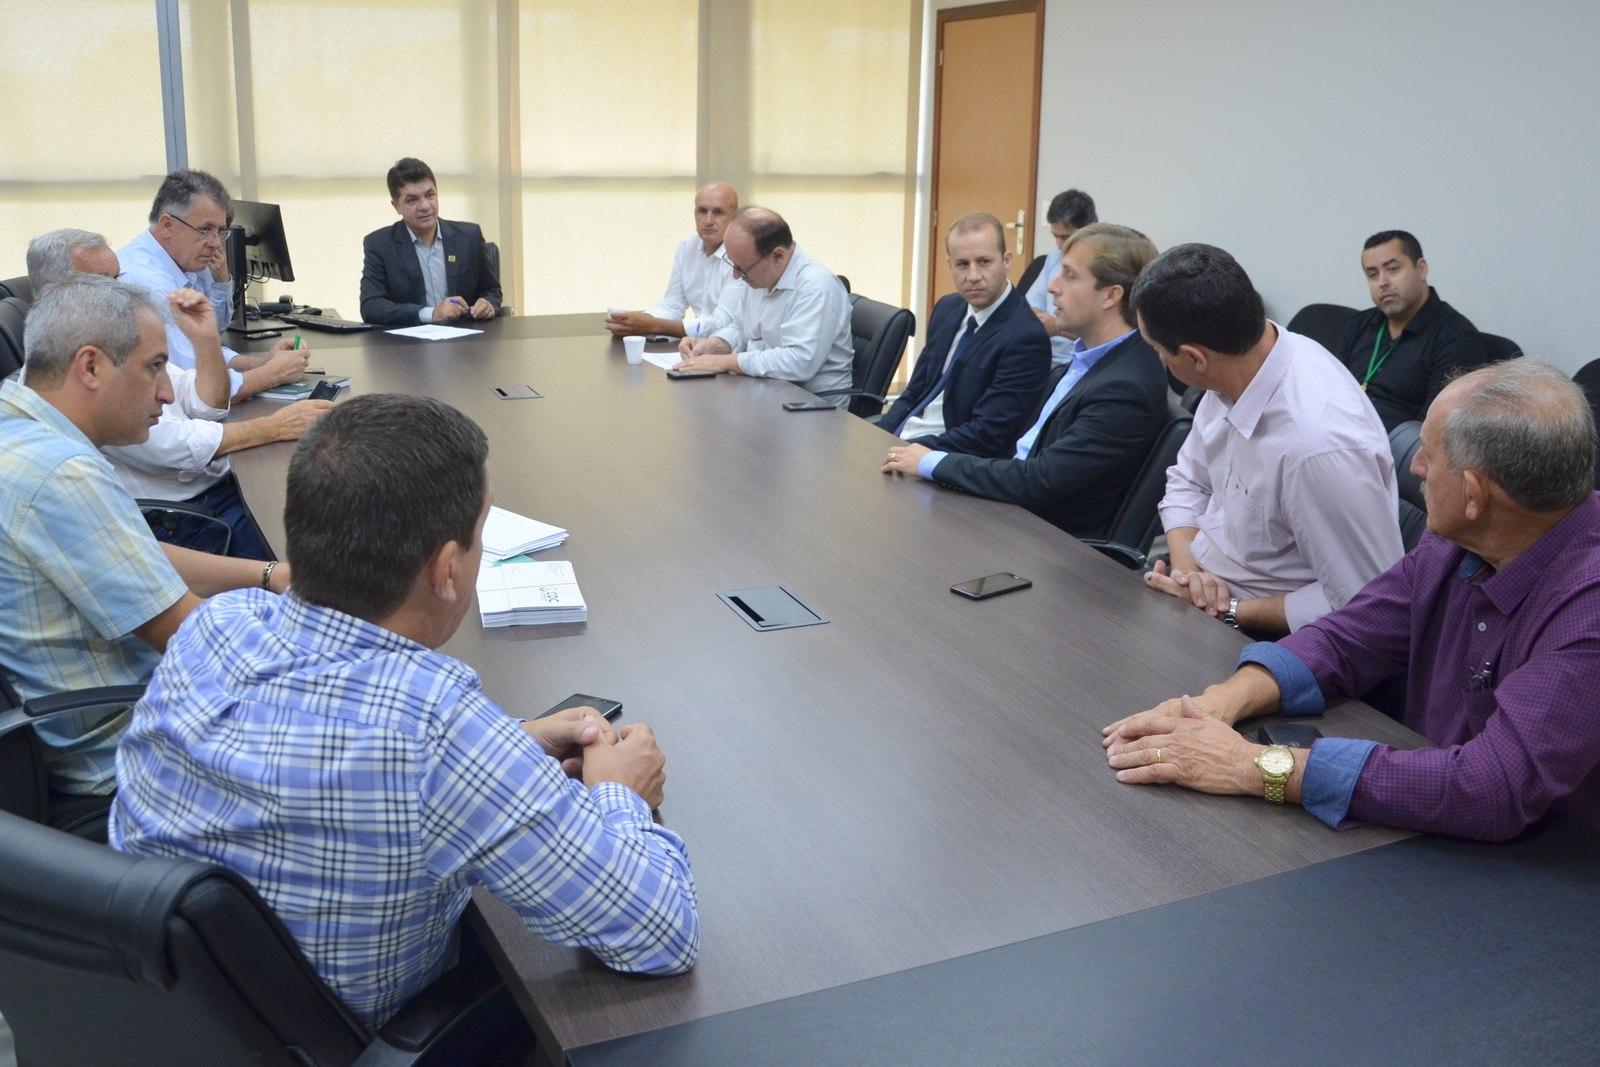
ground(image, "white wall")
xmin=1035 ymin=0 xmax=1600 ymax=371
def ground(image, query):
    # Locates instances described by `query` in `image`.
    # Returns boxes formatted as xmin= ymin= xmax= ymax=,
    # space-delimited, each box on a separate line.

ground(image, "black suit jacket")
xmin=878 ymin=288 xmax=1051 ymax=458
xmin=932 ymin=331 xmax=1169 ymax=539
xmin=359 ymin=219 xmax=503 ymax=326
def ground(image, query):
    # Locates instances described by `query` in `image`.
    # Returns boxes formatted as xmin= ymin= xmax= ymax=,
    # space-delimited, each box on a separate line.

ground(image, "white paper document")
xmin=641 ymin=350 xmax=680 ymax=371
xmin=384 ymin=324 xmax=484 ymax=340
xmin=478 ymin=559 xmax=588 ymax=627
xmin=481 ymin=506 xmax=568 ymax=561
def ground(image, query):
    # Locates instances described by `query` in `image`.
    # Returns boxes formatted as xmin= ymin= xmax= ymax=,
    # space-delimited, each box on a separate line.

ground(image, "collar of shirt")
xmin=121 ymin=227 xmax=189 ymax=290
xmin=1395 ymin=286 xmax=1444 ymax=337
xmin=1068 ymin=325 xmax=1136 ymax=374
xmin=1219 ymin=319 xmax=1292 ymax=439
xmin=700 ymin=241 xmax=729 ymax=264
xmin=409 ymin=221 xmax=447 ymax=250
xmin=966 ymin=283 xmax=1013 ymax=329
xmin=1461 ymin=493 xmax=1600 ymax=615
xmin=276 ymin=590 xmax=431 ymax=661
xmin=769 ymin=245 xmax=812 ymax=293
xmin=0 ymin=378 xmax=96 ymax=452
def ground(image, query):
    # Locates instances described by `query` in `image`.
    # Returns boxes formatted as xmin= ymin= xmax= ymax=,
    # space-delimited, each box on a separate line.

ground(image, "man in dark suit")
xmin=359 ymin=157 xmax=502 ymax=326
xmin=882 ymin=224 xmax=1169 ymax=540
xmin=878 ymin=212 xmax=1051 ymax=458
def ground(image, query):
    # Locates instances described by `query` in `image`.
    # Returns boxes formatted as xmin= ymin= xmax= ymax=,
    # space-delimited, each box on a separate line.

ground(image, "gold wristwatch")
xmin=1255 ymin=744 xmax=1294 ymax=804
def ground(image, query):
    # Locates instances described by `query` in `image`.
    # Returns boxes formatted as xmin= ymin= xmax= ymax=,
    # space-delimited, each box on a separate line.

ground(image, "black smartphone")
xmin=666 ymin=368 xmax=717 ymax=380
xmin=538 ymin=693 xmax=623 ymax=721
xmin=1256 ymin=722 xmax=1323 ymax=748
xmin=309 ymin=379 xmax=341 ymax=401
xmin=782 ymin=400 xmax=836 ymax=412
xmin=951 ymin=573 xmax=1033 ymax=600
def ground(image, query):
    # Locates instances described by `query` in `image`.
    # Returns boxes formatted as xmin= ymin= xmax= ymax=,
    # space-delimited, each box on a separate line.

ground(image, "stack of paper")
xmin=481 ymin=506 xmax=567 ymax=560
xmin=477 ymin=559 xmax=587 ymax=627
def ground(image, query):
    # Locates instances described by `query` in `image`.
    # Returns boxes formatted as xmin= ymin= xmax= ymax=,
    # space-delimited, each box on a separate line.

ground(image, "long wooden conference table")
xmin=231 ymin=315 xmax=1600 ymax=1065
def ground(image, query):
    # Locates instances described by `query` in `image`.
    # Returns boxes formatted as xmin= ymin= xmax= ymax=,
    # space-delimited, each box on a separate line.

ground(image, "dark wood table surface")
xmin=231 ymin=316 xmax=1429 ymax=1064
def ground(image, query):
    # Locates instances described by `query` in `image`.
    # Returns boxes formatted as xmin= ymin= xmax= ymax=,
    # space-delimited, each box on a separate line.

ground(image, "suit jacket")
xmin=932 ymin=331 xmax=1170 ymax=539
xmin=878 ymin=288 xmax=1051 ymax=458
xmin=359 ymin=219 xmax=503 ymax=326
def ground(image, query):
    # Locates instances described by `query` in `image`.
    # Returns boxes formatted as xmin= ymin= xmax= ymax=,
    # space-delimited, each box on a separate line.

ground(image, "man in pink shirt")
xmin=1133 ymin=244 xmax=1403 ymax=634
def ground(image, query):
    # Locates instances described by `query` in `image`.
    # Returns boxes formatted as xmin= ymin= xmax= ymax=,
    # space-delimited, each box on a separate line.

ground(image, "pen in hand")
xmin=292 ymin=333 xmax=303 ymax=350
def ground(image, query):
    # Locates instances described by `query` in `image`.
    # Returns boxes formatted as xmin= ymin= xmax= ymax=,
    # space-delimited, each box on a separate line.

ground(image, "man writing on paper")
xmin=673 ymin=206 xmax=855 ymax=406
xmin=0 ymin=275 xmax=292 ymax=797
xmin=360 ymin=157 xmax=503 ymax=326
xmin=1105 ymin=359 xmax=1600 ymax=842
xmin=876 ymin=212 xmax=1051 ymax=458
xmin=112 ymin=393 xmax=700 ymax=1033
xmin=606 ymin=181 xmax=741 ymax=339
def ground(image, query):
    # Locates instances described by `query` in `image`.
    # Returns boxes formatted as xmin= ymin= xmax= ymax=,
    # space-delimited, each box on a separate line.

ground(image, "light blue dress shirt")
xmin=1023 ymin=246 xmax=1073 ymax=364
xmin=118 ymin=228 xmax=245 ymax=397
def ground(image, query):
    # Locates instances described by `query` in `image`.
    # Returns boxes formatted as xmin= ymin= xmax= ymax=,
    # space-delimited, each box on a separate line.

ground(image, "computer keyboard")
xmin=279 ymin=313 xmax=374 ymax=333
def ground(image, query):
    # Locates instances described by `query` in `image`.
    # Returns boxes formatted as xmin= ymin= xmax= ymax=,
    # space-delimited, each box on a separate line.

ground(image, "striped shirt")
xmin=0 ymin=378 xmax=187 ymax=794
xmin=110 ymin=589 xmax=700 ymax=1027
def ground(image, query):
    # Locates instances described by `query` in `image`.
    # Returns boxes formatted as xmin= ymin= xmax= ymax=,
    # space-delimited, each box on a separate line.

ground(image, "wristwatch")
xmin=1222 ymin=596 xmax=1241 ymax=629
xmin=1255 ymin=744 xmax=1294 ymax=804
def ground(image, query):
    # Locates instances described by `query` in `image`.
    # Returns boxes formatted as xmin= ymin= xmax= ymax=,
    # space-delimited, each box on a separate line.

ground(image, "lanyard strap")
xmin=1363 ymin=325 xmax=1401 ymax=389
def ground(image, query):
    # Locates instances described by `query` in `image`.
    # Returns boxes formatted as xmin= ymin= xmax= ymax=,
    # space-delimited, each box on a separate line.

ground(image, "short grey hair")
xmin=1441 ymin=357 xmax=1596 ymax=512
xmin=23 ymin=275 xmax=165 ymax=390
xmin=148 ymin=168 xmax=232 ymax=226
xmin=26 ymin=229 xmax=109 ymax=293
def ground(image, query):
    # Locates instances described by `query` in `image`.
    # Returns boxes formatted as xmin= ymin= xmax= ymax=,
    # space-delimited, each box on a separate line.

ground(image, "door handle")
xmin=1001 ymin=208 xmax=1027 ymax=256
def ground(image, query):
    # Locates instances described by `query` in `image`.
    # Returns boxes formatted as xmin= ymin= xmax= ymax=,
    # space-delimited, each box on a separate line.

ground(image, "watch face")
xmin=1259 ymin=746 xmax=1295 ymax=776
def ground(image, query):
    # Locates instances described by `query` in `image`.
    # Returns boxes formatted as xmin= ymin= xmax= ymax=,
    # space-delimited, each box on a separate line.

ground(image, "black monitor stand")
xmin=224 ymin=226 xmax=290 ymax=338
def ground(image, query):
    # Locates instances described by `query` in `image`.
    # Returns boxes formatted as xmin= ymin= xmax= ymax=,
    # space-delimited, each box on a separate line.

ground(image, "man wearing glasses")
xmin=115 ymin=170 xmax=320 ymax=558
xmin=674 ymin=206 xmax=854 ymax=406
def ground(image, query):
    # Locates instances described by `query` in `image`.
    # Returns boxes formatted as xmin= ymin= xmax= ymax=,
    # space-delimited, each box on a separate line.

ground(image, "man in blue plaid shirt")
xmin=110 ymin=394 xmax=700 ymax=1030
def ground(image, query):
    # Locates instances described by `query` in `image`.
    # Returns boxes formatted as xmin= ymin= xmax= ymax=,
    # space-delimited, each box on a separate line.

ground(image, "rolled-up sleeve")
xmin=103 ymin=416 xmax=226 ymax=479
xmin=167 ymin=367 xmax=230 ymax=422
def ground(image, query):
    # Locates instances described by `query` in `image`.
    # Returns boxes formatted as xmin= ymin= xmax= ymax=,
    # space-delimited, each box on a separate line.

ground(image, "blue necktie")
xmin=898 ymin=315 xmax=978 ymax=434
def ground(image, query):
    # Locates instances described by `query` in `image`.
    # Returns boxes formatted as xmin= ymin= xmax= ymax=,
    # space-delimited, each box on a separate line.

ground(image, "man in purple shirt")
xmin=1102 ymin=358 xmax=1600 ymax=841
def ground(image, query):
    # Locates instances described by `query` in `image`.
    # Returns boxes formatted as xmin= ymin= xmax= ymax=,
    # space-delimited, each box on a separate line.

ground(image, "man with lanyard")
xmin=1337 ymin=229 xmax=1488 ymax=431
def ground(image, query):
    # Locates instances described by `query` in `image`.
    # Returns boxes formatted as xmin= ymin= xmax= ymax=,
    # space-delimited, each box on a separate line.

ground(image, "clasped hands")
xmin=1145 ymin=559 xmax=1234 ymax=618
xmin=521 ymin=705 xmax=667 ymax=808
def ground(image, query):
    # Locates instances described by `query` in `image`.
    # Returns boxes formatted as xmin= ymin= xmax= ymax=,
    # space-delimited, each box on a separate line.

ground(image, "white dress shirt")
xmin=712 ymin=245 xmax=854 ymax=405
xmin=645 ymin=235 xmax=740 ymax=335
xmin=114 ymin=228 xmax=239 ymax=501
xmin=1158 ymin=324 xmax=1404 ymax=631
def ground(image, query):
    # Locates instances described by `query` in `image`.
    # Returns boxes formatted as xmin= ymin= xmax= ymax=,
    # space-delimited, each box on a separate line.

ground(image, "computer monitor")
xmin=226 ymin=199 xmax=295 ymax=336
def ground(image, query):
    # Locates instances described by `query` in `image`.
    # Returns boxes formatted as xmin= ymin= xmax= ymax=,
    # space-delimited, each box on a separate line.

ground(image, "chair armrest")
xmin=1080 ymin=540 xmax=1147 ymax=570
xmin=358 ymin=961 xmax=515 ymax=1066
xmin=812 ymin=388 xmax=888 ymax=405
xmin=135 ymin=499 xmax=221 ymax=520
xmin=0 ymin=685 xmax=148 ymax=738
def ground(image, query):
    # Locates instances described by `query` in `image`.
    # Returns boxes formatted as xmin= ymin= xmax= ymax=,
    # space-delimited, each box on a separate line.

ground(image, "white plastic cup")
xmin=623 ymin=335 xmax=645 ymax=365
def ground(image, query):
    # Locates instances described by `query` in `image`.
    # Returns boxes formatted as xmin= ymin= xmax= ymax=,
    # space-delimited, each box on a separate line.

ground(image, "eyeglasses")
xmin=730 ymin=250 xmax=772 ymax=280
xmin=167 ymin=213 xmax=231 ymax=243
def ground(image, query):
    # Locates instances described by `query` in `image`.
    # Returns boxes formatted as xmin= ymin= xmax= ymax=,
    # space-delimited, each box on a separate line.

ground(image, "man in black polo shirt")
xmin=1338 ymin=229 xmax=1487 ymax=431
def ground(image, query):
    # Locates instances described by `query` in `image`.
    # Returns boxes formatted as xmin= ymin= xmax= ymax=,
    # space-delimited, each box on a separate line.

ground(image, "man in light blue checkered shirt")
xmin=0 ymin=275 xmax=291 ymax=794
xmin=111 ymin=394 xmax=700 ymax=1030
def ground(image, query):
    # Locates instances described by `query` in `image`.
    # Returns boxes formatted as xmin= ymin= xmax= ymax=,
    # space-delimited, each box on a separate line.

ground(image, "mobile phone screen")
xmin=951 ymin=573 xmax=1032 ymax=600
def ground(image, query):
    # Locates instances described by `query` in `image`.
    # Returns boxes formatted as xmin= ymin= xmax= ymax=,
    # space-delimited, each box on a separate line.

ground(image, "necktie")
xmin=898 ymin=315 xmax=978 ymax=434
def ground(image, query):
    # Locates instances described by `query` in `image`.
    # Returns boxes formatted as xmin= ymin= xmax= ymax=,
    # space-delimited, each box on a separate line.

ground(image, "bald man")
xmin=606 ymin=181 xmax=742 ymax=339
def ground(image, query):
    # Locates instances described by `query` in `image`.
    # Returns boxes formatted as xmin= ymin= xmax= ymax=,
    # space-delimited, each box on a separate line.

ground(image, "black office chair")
xmin=137 ymin=499 xmax=235 ymax=558
xmin=0 ymin=295 xmax=28 ymax=378
xmin=484 ymin=241 xmax=512 ymax=316
xmin=1481 ymin=331 xmax=1522 ymax=363
xmin=1080 ymin=399 xmax=1194 ymax=569
xmin=1388 ymin=420 xmax=1428 ymax=552
xmin=0 ymin=808 xmax=530 ymax=1066
xmin=1015 ymin=253 xmax=1048 ymax=296
xmin=0 ymin=274 xmax=33 ymax=303
xmin=0 ymin=676 xmax=142 ymax=841
xmin=815 ymin=293 xmax=915 ymax=419
xmin=835 ymin=274 xmax=851 ymax=294
xmin=1573 ymin=359 xmax=1600 ymax=475
xmin=1286 ymin=302 xmax=1359 ymax=354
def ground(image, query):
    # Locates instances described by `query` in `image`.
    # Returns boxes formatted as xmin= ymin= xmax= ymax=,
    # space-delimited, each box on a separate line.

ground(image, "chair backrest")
xmin=1102 ymin=400 xmax=1194 ymax=557
xmin=1573 ymin=359 xmax=1600 ymax=470
xmin=1481 ymin=331 xmax=1522 ymax=363
xmin=0 ymin=275 xmax=33 ymax=303
xmin=1399 ymin=499 xmax=1428 ymax=552
xmin=0 ymin=295 xmax=28 ymax=378
xmin=835 ymin=274 xmax=850 ymax=294
xmin=0 ymin=679 xmax=49 ymax=826
xmin=0 ymin=809 xmax=370 ymax=1067
xmin=847 ymin=294 xmax=915 ymax=419
xmin=1015 ymin=253 xmax=1048 ymax=296
xmin=1286 ymin=302 xmax=1360 ymax=354
xmin=1388 ymin=419 xmax=1425 ymax=511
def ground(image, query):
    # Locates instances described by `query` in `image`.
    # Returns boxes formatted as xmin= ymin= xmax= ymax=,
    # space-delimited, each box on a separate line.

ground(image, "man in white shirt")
xmin=1023 ymin=188 xmax=1097 ymax=363
xmin=673 ymin=207 xmax=854 ymax=405
xmin=111 ymin=173 xmax=330 ymax=558
xmin=605 ymin=182 xmax=741 ymax=340
xmin=1133 ymin=243 xmax=1404 ymax=634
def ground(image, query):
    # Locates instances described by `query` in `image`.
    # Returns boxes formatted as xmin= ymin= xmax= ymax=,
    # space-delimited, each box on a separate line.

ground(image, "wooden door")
xmin=929 ymin=1 xmax=1044 ymax=308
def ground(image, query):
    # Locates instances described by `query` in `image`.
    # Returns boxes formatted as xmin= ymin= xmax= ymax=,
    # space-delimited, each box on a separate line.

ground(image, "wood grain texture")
xmin=232 ymin=321 xmax=1423 ymax=1056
